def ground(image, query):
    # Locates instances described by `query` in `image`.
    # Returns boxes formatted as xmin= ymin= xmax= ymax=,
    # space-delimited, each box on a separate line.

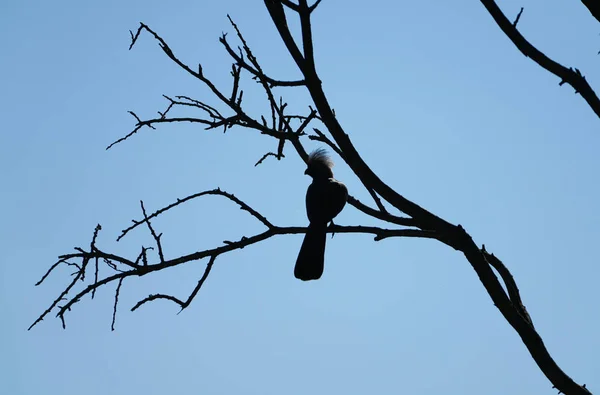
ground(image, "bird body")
xmin=294 ymin=149 xmax=348 ymax=281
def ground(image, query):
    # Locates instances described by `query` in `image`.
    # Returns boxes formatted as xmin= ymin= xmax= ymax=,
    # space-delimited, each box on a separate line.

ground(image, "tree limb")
xmin=581 ymin=0 xmax=600 ymax=24
xmin=31 ymin=186 xmax=435 ymax=331
xmin=479 ymin=0 xmax=600 ymax=120
xmin=264 ymin=1 xmax=591 ymax=393
xmin=31 ymin=4 xmax=592 ymax=394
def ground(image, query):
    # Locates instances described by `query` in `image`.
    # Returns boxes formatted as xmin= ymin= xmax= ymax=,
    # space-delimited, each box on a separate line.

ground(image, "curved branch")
xmin=131 ymin=254 xmax=216 ymax=312
xmin=482 ymin=245 xmax=532 ymax=326
xmin=581 ymin=0 xmax=600 ymax=24
xmin=31 ymin=219 xmax=435 ymax=331
xmin=220 ymin=33 xmax=305 ymax=87
xmin=347 ymin=196 xmax=414 ymax=227
xmin=33 ymin=7 xmax=592 ymax=395
xmin=480 ymin=0 xmax=600 ymax=120
xmin=264 ymin=2 xmax=592 ymax=394
xmin=118 ymin=188 xmax=274 ymax=242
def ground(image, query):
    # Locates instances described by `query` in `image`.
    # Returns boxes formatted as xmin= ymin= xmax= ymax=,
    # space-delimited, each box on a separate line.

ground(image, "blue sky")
xmin=2 ymin=0 xmax=599 ymax=394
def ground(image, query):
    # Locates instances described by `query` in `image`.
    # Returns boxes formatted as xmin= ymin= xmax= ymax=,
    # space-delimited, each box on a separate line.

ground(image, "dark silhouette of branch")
xmin=581 ymin=0 xmax=600 ymax=24
xmin=131 ymin=255 xmax=217 ymax=312
xmin=32 ymin=222 xmax=435 ymax=328
xmin=31 ymin=187 xmax=434 ymax=331
xmin=482 ymin=245 xmax=532 ymax=326
xmin=479 ymin=0 xmax=600 ymax=120
xmin=31 ymin=3 xmax=592 ymax=394
xmin=111 ymin=278 xmax=124 ymax=331
xmin=263 ymin=1 xmax=591 ymax=393
xmin=140 ymin=200 xmax=164 ymax=263
xmin=118 ymin=188 xmax=274 ymax=242
xmin=512 ymin=7 xmax=524 ymax=27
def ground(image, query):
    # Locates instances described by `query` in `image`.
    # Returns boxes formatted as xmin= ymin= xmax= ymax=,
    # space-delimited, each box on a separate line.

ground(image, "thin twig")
xmin=131 ymin=255 xmax=217 ymax=312
xmin=140 ymin=200 xmax=165 ymax=263
xmin=118 ymin=188 xmax=274 ymax=242
xmin=111 ymin=278 xmax=124 ymax=331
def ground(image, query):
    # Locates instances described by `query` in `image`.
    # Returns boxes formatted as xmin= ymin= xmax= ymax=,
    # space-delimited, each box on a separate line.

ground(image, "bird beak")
xmin=304 ymin=169 xmax=308 ymax=175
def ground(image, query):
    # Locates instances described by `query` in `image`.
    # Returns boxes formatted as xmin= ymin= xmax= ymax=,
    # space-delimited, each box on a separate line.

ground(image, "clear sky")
xmin=2 ymin=1 xmax=599 ymax=394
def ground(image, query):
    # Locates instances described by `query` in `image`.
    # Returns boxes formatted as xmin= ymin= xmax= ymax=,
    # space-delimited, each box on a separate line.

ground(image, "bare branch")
xmin=111 ymin=278 xmax=124 ymax=331
xmin=480 ymin=0 xmax=600 ymax=120
xmin=220 ymin=34 xmax=305 ymax=87
xmin=512 ymin=7 xmax=524 ymax=27
xmin=280 ymin=0 xmax=299 ymax=11
xmin=140 ymin=200 xmax=165 ymax=263
xmin=230 ymin=63 xmax=241 ymax=102
xmin=255 ymin=151 xmax=280 ymax=166
xmin=29 ymin=226 xmax=101 ymax=330
xmin=581 ymin=0 xmax=600 ymax=24
xmin=134 ymin=246 xmax=153 ymax=266
xmin=118 ymin=188 xmax=274 ymax=242
xmin=131 ymin=255 xmax=216 ymax=312
xmin=91 ymin=256 xmax=99 ymax=299
xmin=264 ymin=3 xmax=591 ymax=394
xmin=34 ymin=6 xmax=593 ymax=395
xmin=482 ymin=245 xmax=532 ymax=326
xmin=29 ymin=268 xmax=83 ymax=330
xmin=309 ymin=0 xmax=322 ymax=13
xmin=298 ymin=0 xmax=316 ymax=74
xmin=32 ymin=220 xmax=428 ymax=331
xmin=309 ymin=127 xmax=342 ymax=157
xmin=55 ymin=269 xmax=140 ymax=328
xmin=35 ymin=258 xmax=71 ymax=286
xmin=347 ymin=196 xmax=415 ymax=227
xmin=227 ymin=15 xmax=278 ymax=129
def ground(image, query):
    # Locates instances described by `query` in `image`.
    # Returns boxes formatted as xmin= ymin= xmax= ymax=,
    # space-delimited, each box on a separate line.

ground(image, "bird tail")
xmin=294 ymin=223 xmax=327 ymax=281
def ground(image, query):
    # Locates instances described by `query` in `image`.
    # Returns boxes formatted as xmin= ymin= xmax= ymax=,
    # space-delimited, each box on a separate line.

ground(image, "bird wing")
xmin=325 ymin=178 xmax=348 ymax=220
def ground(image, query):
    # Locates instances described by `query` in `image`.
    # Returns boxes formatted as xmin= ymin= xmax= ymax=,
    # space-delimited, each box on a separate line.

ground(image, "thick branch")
xmin=482 ymin=245 xmax=532 ymax=326
xmin=33 ymin=8 xmax=592 ymax=394
xmin=264 ymin=2 xmax=591 ymax=394
xmin=265 ymin=0 xmax=453 ymax=232
xmin=581 ymin=0 xmax=600 ymax=24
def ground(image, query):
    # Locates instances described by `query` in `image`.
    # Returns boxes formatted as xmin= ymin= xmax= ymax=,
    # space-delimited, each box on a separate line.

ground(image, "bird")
xmin=294 ymin=149 xmax=348 ymax=281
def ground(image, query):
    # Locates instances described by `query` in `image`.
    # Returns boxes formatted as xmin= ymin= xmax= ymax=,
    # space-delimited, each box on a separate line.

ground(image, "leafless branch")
xmin=220 ymin=33 xmax=305 ymax=88
xmin=482 ymin=245 xmax=532 ymax=326
xmin=480 ymin=0 xmax=600 ymax=120
xmin=118 ymin=188 xmax=274 ymax=242
xmin=264 ymin=1 xmax=591 ymax=393
xmin=32 ymin=4 xmax=592 ymax=394
xmin=255 ymin=151 xmax=281 ymax=166
xmin=32 ymin=217 xmax=432 ymax=331
xmin=581 ymin=0 xmax=600 ymax=24
xmin=140 ymin=200 xmax=165 ymax=263
xmin=131 ymin=255 xmax=217 ymax=312
xmin=29 ymin=225 xmax=102 ymax=330
xmin=512 ymin=7 xmax=524 ymax=27
xmin=111 ymin=278 xmax=124 ymax=331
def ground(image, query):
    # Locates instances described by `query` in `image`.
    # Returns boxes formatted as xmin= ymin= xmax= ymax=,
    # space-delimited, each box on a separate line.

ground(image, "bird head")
xmin=305 ymin=148 xmax=334 ymax=179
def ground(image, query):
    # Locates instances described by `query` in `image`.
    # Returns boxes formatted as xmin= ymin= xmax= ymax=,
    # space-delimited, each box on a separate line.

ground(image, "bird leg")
xmin=328 ymin=220 xmax=337 ymax=238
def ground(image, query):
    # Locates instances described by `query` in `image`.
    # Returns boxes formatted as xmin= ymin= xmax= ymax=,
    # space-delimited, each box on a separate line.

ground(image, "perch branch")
xmin=264 ymin=1 xmax=591 ymax=393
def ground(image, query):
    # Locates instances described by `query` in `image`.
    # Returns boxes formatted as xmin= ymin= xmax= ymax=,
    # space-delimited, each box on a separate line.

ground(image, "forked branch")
xmin=31 ymin=188 xmax=434 ymax=331
xmin=263 ymin=1 xmax=591 ymax=393
xmin=31 ymin=3 xmax=591 ymax=394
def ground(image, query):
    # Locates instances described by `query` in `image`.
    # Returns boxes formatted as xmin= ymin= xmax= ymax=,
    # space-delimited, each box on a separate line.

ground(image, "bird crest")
xmin=307 ymin=148 xmax=334 ymax=169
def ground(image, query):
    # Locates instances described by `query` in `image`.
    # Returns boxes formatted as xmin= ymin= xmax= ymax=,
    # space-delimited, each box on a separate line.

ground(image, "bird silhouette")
xmin=295 ymin=149 xmax=348 ymax=281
